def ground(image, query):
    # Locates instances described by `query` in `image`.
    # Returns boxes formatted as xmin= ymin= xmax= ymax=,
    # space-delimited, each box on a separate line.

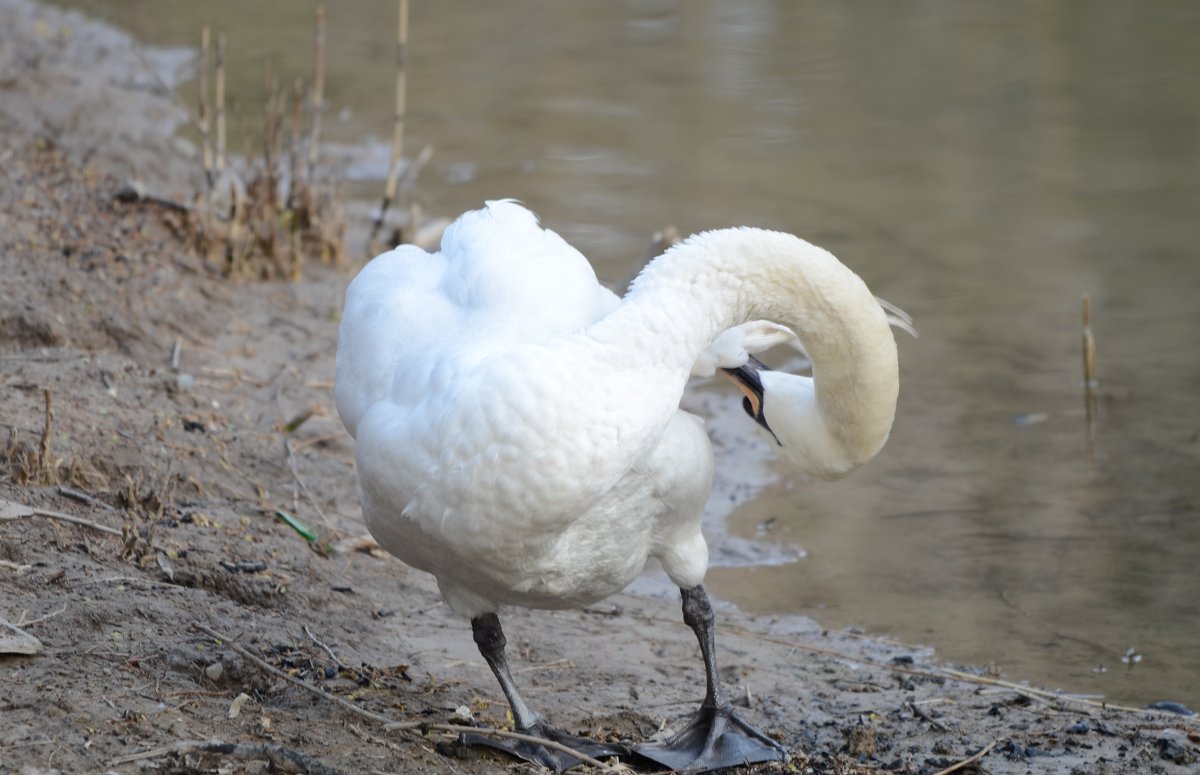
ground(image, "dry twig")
xmin=192 ymin=621 xmax=401 ymax=726
xmin=908 ymin=700 xmax=949 ymax=732
xmin=304 ymin=624 xmax=347 ymax=670
xmin=929 ymin=739 xmax=998 ymax=775
xmin=1 ymin=498 xmax=122 ymax=537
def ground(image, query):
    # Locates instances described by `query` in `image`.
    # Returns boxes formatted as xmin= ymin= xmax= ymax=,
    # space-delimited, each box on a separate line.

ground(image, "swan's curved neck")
xmin=586 ymin=228 xmax=899 ymax=471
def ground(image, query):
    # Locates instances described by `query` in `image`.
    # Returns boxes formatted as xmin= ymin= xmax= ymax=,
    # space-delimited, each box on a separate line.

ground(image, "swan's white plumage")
xmin=336 ymin=201 xmax=899 ymax=617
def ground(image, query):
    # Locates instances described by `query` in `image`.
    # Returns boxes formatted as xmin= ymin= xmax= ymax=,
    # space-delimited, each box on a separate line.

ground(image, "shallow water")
xmin=55 ymin=0 xmax=1200 ymax=708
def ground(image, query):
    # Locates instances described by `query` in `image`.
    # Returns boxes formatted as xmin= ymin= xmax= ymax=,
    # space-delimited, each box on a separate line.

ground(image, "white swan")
xmin=335 ymin=200 xmax=900 ymax=772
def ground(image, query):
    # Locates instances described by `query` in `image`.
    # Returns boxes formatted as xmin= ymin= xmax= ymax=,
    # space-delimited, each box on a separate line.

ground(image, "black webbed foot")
xmin=633 ymin=703 xmax=788 ymax=773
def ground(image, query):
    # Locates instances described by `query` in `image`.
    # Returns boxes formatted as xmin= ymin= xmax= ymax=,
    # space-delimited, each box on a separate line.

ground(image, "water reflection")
xmin=55 ymin=0 xmax=1200 ymax=706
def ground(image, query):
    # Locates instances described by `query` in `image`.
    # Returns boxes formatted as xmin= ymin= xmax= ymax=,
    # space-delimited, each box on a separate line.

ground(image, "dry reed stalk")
xmin=215 ymin=34 xmax=227 ymax=174
xmin=368 ymin=0 xmax=409 ymax=247
xmin=289 ymin=78 xmax=304 ymax=207
xmin=37 ymin=389 xmax=52 ymax=479
xmin=1082 ymin=294 xmax=1097 ymax=390
xmin=228 ymin=177 xmax=245 ymax=275
xmin=1082 ymin=294 xmax=1097 ymax=463
xmin=307 ymin=6 xmax=326 ymax=176
xmin=288 ymin=78 xmax=307 ymax=279
xmin=199 ymin=26 xmax=213 ymax=185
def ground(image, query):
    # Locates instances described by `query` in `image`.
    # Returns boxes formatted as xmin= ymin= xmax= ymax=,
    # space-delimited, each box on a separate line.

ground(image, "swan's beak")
xmin=721 ymin=357 xmax=782 ymax=446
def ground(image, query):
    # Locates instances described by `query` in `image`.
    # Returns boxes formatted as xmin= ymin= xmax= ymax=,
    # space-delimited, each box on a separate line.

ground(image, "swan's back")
xmin=335 ymin=200 xmax=616 ymax=437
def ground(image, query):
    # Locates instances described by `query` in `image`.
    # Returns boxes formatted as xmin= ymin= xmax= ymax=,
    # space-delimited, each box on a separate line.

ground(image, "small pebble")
xmin=204 ymin=662 xmax=224 ymax=682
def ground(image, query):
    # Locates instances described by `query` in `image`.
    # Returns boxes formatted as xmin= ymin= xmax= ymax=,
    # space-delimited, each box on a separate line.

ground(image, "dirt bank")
xmin=2 ymin=2 xmax=1198 ymax=774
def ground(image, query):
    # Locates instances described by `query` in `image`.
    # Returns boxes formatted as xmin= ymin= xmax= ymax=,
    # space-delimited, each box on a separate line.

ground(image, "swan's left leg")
xmin=634 ymin=585 xmax=788 ymax=771
xmin=455 ymin=613 xmax=626 ymax=773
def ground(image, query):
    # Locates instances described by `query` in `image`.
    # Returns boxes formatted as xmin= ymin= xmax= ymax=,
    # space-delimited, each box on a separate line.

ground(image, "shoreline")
xmin=2 ymin=1 xmax=1197 ymax=773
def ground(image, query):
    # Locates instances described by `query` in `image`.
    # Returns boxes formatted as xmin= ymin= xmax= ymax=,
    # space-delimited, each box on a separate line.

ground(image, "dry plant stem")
xmin=289 ymin=78 xmax=303 ymax=206
xmin=199 ymin=26 xmax=213 ymax=184
xmin=304 ymin=625 xmax=346 ymax=670
xmin=937 ymin=668 xmax=1165 ymax=716
xmin=57 ymin=485 xmax=117 ymax=512
xmin=25 ymin=504 xmax=123 ymax=537
xmin=193 ymin=621 xmax=399 ymax=726
xmin=38 ymin=389 xmax=52 ymax=475
xmin=369 ymin=0 xmax=409 ymax=246
xmin=17 ymin=605 xmax=67 ymax=627
xmin=215 ymin=34 xmax=227 ymax=174
xmin=107 ymin=739 xmax=345 ymax=775
xmin=1082 ymin=294 xmax=1097 ymax=465
xmin=307 ymin=6 xmax=326 ymax=175
xmin=387 ymin=0 xmax=409 ymax=203
xmin=929 ymin=739 xmax=998 ymax=775
xmin=1082 ymin=294 xmax=1097 ymax=388
xmin=908 ymin=700 xmax=949 ymax=732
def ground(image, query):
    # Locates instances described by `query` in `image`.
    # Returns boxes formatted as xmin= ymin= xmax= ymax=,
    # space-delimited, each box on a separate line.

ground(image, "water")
xmin=54 ymin=0 xmax=1200 ymax=708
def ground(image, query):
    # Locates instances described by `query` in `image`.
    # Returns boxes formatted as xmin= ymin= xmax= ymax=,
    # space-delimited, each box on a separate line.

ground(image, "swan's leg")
xmin=634 ymin=585 xmax=788 ymax=772
xmin=453 ymin=613 xmax=626 ymax=773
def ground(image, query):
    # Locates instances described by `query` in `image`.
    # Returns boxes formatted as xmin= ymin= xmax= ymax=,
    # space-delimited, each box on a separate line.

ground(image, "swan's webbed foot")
xmin=634 ymin=703 xmax=787 ymax=772
xmin=457 ymin=723 xmax=627 ymax=773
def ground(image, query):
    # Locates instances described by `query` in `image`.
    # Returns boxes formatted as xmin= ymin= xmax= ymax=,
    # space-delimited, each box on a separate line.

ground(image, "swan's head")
xmin=723 ymin=357 xmax=891 ymax=480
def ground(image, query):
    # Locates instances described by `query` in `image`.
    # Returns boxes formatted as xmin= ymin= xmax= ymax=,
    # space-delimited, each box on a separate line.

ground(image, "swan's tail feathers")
xmin=875 ymin=296 xmax=918 ymax=339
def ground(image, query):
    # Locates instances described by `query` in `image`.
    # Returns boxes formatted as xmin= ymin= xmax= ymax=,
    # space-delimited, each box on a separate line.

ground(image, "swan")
xmin=335 ymin=200 xmax=901 ymax=772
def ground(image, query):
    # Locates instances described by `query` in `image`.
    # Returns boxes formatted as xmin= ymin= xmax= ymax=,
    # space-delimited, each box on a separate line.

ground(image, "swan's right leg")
xmin=454 ymin=613 xmax=626 ymax=773
xmin=633 ymin=585 xmax=789 ymax=771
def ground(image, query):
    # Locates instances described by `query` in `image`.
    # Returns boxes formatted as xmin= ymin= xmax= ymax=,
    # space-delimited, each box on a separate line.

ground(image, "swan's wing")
xmin=337 ymin=201 xmax=616 ymax=437
xmin=438 ymin=200 xmax=612 ymax=336
xmin=338 ymin=201 xmax=627 ymax=552
xmin=335 ymin=244 xmax=452 ymax=437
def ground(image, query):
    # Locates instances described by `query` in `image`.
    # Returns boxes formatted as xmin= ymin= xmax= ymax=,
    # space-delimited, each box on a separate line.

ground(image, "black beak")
xmin=720 ymin=356 xmax=782 ymax=446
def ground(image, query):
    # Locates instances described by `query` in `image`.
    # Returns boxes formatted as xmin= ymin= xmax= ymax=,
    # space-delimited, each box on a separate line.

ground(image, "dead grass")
xmin=183 ymin=12 xmax=348 ymax=280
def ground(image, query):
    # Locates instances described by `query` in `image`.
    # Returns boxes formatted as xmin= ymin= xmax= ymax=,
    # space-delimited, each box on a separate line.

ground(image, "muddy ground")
xmin=2 ymin=2 xmax=1199 ymax=774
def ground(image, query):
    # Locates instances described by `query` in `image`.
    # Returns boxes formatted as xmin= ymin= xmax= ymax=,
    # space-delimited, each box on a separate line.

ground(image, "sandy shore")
xmin=1 ymin=1 xmax=1197 ymax=773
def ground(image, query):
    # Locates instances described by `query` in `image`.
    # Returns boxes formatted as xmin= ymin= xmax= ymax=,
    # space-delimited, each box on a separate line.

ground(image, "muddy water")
xmin=55 ymin=1 xmax=1200 ymax=708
